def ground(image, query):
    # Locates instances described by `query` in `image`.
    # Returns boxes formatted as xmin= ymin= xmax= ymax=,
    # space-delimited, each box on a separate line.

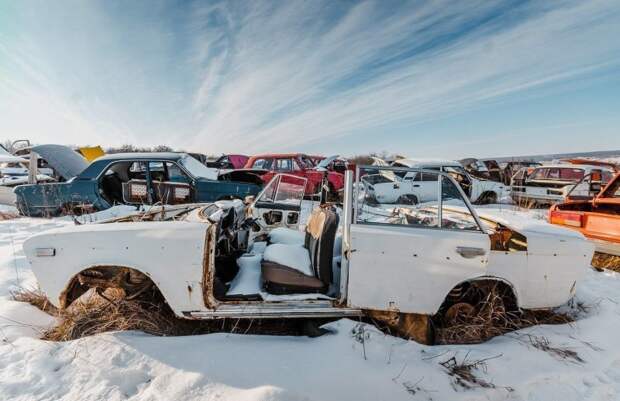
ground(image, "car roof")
xmin=78 ymin=152 xmax=190 ymax=179
xmin=248 ymin=153 xmax=308 ymax=159
xmin=393 ymin=158 xmax=461 ymax=168
xmin=535 ymin=163 xmax=612 ymax=171
xmin=94 ymin=152 xmax=187 ymax=162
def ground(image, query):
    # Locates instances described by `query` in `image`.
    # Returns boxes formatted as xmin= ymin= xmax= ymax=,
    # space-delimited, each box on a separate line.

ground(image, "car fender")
xmin=471 ymin=177 xmax=506 ymax=200
xmin=23 ymin=221 xmax=209 ymax=316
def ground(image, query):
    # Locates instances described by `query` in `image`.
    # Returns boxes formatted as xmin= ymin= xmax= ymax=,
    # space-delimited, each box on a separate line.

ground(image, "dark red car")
xmin=244 ymin=153 xmax=344 ymax=196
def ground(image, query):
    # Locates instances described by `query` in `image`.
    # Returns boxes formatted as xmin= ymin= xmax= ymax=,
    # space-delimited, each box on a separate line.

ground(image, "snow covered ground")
xmin=2 ymin=204 xmax=620 ymax=401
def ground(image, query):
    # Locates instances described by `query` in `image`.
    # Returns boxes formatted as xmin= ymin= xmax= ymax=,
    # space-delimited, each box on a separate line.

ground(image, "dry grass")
xmin=439 ymin=353 xmax=507 ymax=390
xmin=13 ymin=288 xmax=310 ymax=341
xmin=11 ymin=288 xmax=58 ymax=314
xmin=592 ymin=252 xmax=620 ymax=272
xmin=435 ymin=287 xmax=574 ymax=345
xmin=523 ymin=334 xmax=584 ymax=363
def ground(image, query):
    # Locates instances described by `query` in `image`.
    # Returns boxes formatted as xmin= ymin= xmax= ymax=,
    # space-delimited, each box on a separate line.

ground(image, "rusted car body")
xmin=549 ymin=172 xmax=620 ymax=257
xmin=241 ymin=153 xmax=344 ymax=197
xmin=459 ymin=158 xmax=503 ymax=183
xmin=511 ymin=163 xmax=614 ymax=207
xmin=367 ymin=159 xmax=509 ymax=205
xmin=24 ymin=168 xmax=592 ymax=344
xmin=14 ymin=152 xmax=261 ymax=217
xmin=502 ymin=161 xmax=541 ymax=185
xmin=206 ymin=154 xmax=249 ymax=170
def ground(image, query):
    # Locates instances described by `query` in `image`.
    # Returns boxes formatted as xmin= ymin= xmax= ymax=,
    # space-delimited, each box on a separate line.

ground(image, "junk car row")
xmin=3 ymin=141 xmax=618 ymax=343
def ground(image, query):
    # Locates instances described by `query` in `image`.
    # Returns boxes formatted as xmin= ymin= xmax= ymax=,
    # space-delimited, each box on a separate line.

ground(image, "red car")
xmin=244 ymin=153 xmax=344 ymax=196
xmin=206 ymin=154 xmax=249 ymax=170
xmin=549 ymin=172 xmax=620 ymax=268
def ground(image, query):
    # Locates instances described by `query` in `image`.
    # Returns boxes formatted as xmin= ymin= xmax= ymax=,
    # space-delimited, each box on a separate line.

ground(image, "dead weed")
xmin=439 ymin=353 xmax=509 ymax=391
xmin=592 ymin=252 xmax=620 ymax=272
xmin=435 ymin=286 xmax=574 ymax=345
xmin=13 ymin=289 xmax=308 ymax=341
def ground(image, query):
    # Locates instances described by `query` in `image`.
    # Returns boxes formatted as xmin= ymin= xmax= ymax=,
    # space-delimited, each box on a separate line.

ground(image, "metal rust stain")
xmin=201 ymin=225 xmax=220 ymax=309
xmin=365 ymin=309 xmax=433 ymax=345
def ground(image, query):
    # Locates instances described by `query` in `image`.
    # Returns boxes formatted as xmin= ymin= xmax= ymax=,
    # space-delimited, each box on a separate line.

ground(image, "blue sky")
xmin=1 ymin=0 xmax=619 ymax=158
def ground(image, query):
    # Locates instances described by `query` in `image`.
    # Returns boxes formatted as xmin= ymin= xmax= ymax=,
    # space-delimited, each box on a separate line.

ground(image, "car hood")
xmin=315 ymin=155 xmax=340 ymax=171
xmin=473 ymin=206 xmax=585 ymax=239
xmin=32 ymin=144 xmax=89 ymax=180
xmin=0 ymin=147 xmax=27 ymax=164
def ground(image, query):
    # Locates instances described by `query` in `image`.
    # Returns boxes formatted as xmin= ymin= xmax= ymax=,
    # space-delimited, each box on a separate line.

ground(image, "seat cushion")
xmin=261 ymin=261 xmax=326 ymax=294
xmin=226 ymin=253 xmax=262 ymax=297
xmin=263 ymin=243 xmax=312 ymax=276
xmin=268 ymin=227 xmax=305 ymax=245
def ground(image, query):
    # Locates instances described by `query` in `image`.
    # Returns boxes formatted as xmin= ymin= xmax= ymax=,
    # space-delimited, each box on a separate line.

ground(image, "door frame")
xmin=340 ymin=166 xmax=488 ymax=307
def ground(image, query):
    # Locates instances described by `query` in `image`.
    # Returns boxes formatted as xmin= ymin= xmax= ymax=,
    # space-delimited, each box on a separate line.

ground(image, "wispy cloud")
xmin=0 ymin=0 xmax=619 ymax=156
xmin=189 ymin=0 xmax=620 ymax=153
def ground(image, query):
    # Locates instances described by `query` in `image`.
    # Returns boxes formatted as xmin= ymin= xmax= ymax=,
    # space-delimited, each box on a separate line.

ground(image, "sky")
xmin=1 ymin=0 xmax=619 ymax=159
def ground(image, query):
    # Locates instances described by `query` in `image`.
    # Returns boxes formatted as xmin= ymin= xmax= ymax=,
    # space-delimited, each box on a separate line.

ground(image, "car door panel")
xmin=346 ymin=224 xmax=490 ymax=314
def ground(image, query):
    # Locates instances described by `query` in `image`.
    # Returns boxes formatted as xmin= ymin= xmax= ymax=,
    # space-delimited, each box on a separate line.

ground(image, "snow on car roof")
xmin=393 ymin=158 xmax=461 ymax=168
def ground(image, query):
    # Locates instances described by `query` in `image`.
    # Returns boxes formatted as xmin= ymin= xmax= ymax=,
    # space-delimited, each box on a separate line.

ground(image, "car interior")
xmin=213 ymin=206 xmax=340 ymax=302
xmin=99 ymin=161 xmax=193 ymax=206
xmin=210 ymin=171 xmax=341 ymax=302
xmin=261 ymin=207 xmax=338 ymax=294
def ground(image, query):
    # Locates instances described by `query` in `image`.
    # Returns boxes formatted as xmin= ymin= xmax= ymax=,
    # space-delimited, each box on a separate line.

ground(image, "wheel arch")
xmin=57 ymin=264 xmax=195 ymax=318
xmin=476 ymin=190 xmax=499 ymax=204
xmin=435 ymin=276 xmax=520 ymax=316
xmin=59 ymin=264 xmax=161 ymax=306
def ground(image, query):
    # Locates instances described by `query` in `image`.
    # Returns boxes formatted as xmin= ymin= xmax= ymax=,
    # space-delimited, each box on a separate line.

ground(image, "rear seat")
xmin=261 ymin=207 xmax=339 ymax=294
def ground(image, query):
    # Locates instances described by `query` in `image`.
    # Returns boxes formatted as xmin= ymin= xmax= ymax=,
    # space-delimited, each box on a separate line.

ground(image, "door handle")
xmin=412 ymin=184 xmax=420 ymax=188
xmin=456 ymin=246 xmax=486 ymax=259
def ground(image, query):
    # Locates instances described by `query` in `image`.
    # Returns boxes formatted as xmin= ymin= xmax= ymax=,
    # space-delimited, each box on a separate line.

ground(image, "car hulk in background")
xmin=14 ymin=149 xmax=262 ymax=217
xmin=242 ymin=153 xmax=344 ymax=198
xmin=549 ymin=171 xmax=620 ymax=270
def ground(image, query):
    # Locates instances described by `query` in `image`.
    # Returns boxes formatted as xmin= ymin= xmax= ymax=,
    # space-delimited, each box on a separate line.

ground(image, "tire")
xmin=396 ymin=194 xmax=419 ymax=205
xmin=476 ymin=192 xmax=497 ymax=205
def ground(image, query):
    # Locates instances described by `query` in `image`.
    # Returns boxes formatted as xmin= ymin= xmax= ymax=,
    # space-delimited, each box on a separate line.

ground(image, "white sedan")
xmin=24 ymin=169 xmax=592 ymax=344
xmin=364 ymin=158 xmax=508 ymax=205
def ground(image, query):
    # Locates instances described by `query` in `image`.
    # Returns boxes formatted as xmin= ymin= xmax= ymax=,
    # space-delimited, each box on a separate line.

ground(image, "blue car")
xmin=14 ymin=146 xmax=262 ymax=217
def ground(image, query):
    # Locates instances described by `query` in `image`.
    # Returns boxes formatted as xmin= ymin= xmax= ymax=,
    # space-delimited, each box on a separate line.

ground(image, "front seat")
xmin=261 ymin=207 xmax=339 ymax=294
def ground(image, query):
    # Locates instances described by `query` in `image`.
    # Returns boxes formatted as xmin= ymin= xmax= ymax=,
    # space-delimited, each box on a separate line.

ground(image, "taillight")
xmin=549 ymin=210 xmax=583 ymax=227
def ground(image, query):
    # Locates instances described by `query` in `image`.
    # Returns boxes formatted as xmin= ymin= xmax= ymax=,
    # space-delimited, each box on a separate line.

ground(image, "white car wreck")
xmin=364 ymin=159 xmax=508 ymax=205
xmin=24 ymin=168 xmax=593 ymax=344
xmin=511 ymin=162 xmax=614 ymax=206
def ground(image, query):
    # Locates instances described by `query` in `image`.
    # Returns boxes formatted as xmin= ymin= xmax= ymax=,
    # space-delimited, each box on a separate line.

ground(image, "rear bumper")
xmin=511 ymin=191 xmax=563 ymax=204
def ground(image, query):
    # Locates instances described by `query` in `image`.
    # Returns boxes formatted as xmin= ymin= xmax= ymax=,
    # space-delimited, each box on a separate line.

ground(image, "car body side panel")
xmin=346 ymin=224 xmax=491 ymax=314
xmin=14 ymin=181 xmax=107 ymax=217
xmin=23 ymin=222 xmax=208 ymax=315
xmin=15 ymin=154 xmax=261 ymax=216
xmin=470 ymin=178 xmax=507 ymax=202
xmin=195 ymin=179 xmax=261 ymax=201
xmin=487 ymin=230 xmax=592 ymax=309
